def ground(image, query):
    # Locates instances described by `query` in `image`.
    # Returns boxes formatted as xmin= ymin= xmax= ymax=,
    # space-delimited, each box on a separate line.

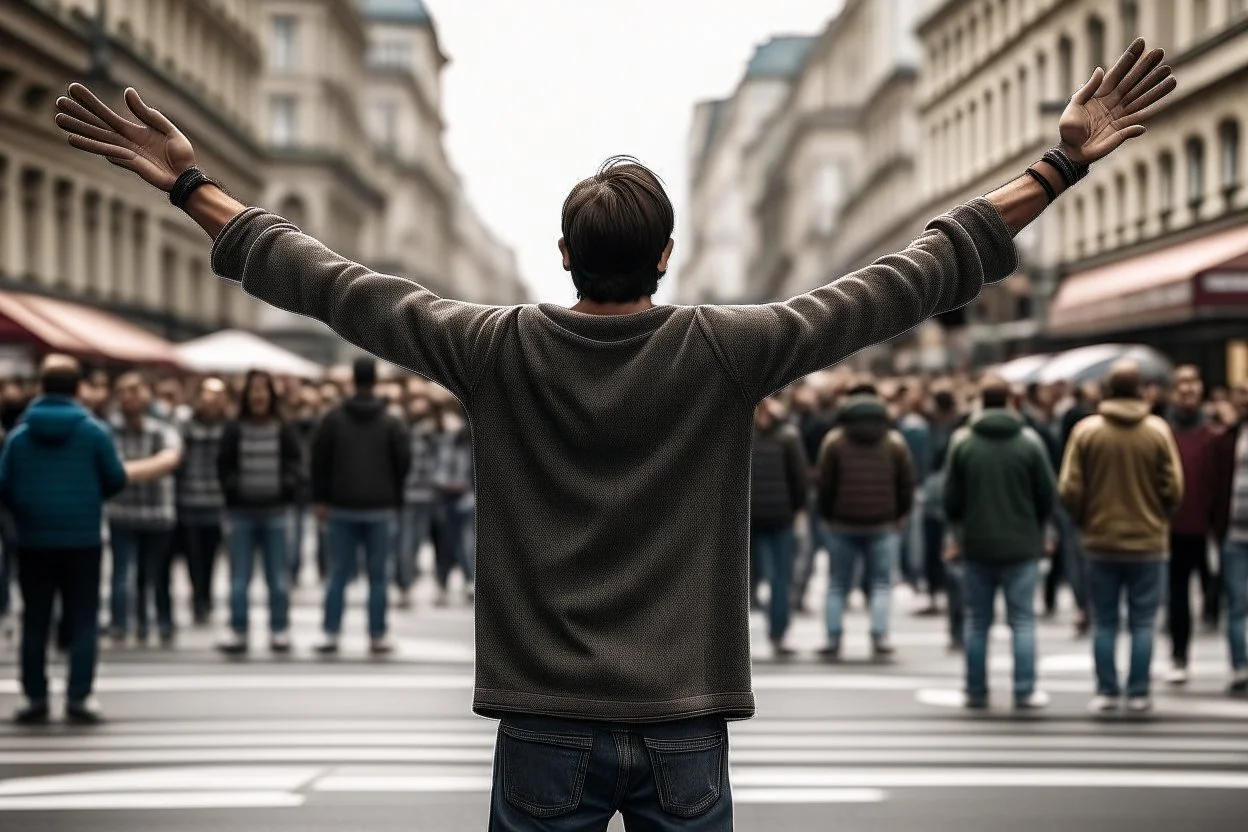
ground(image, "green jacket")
xmin=943 ymin=409 xmax=1056 ymax=564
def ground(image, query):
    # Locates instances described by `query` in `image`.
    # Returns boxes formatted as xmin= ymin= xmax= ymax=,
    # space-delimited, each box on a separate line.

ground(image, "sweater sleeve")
xmin=210 ymin=209 xmax=513 ymax=401
xmin=694 ymin=198 xmax=1016 ymax=404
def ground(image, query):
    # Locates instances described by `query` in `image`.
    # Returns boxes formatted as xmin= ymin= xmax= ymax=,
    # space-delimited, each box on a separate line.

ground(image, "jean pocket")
xmin=643 ymin=730 xmax=725 ymax=819
xmin=499 ymin=723 xmax=593 ymax=818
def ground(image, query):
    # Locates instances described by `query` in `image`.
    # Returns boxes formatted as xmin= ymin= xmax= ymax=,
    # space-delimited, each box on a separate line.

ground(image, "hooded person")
xmin=0 ymin=355 xmax=127 ymax=725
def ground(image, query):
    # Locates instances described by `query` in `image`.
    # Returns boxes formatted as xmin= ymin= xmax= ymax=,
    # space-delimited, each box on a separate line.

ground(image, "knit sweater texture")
xmin=210 ymin=196 xmax=1016 ymax=722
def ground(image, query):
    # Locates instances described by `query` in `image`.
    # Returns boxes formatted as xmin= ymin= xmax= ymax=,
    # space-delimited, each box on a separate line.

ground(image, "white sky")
xmin=428 ymin=0 xmax=844 ymax=304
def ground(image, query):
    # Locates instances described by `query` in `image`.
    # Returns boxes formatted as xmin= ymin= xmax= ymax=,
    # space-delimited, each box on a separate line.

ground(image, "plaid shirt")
xmin=177 ymin=417 xmax=225 ymax=524
xmin=108 ymin=415 xmax=183 ymax=530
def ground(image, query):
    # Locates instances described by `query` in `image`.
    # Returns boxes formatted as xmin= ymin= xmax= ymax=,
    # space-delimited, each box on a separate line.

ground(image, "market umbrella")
xmin=1036 ymin=344 xmax=1172 ymax=385
xmin=990 ymin=353 xmax=1053 ymax=385
xmin=175 ymin=330 xmax=324 ymax=378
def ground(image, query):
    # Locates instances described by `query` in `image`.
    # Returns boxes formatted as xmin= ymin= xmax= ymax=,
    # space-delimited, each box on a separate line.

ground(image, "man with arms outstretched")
xmin=55 ymin=39 xmax=1175 ymax=830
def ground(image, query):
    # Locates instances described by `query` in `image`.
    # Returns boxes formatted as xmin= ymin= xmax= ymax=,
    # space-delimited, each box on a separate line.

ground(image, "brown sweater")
xmin=210 ymin=197 xmax=1016 ymax=723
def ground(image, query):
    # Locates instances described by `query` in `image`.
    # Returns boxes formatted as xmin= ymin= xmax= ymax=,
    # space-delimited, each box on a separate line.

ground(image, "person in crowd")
xmin=944 ymin=376 xmax=1056 ymax=710
xmin=216 ymin=370 xmax=302 ymax=655
xmin=396 ymin=394 xmax=440 ymax=608
xmin=175 ymin=377 xmax=229 ymax=626
xmin=154 ymin=377 xmax=192 ymax=423
xmin=314 ymin=358 xmax=410 ymax=655
xmin=107 ymin=372 xmax=184 ymax=646
xmin=789 ymin=382 xmax=837 ymax=614
xmin=1060 ymin=361 xmax=1184 ymax=715
xmin=1212 ymin=380 xmax=1248 ymax=696
xmin=748 ymin=396 xmax=808 ymax=658
xmin=1164 ymin=365 xmax=1222 ymax=684
xmin=0 ymin=378 xmax=30 ymax=433
xmin=0 ymin=356 xmax=127 ymax=723
xmin=432 ymin=398 xmax=477 ymax=606
xmin=895 ymin=383 xmax=933 ymax=606
xmin=289 ymin=381 xmax=322 ymax=584
xmin=1051 ymin=379 xmax=1101 ymax=636
xmin=816 ymin=384 xmax=915 ymax=662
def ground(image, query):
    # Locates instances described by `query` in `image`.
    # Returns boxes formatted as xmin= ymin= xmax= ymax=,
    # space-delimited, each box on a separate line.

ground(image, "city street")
xmin=1 ymin=558 xmax=1246 ymax=832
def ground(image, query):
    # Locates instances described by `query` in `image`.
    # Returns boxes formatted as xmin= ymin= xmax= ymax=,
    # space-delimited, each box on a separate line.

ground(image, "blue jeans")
xmin=324 ymin=510 xmax=395 ymax=638
xmin=226 ymin=510 xmax=290 ymax=635
xmin=825 ymin=530 xmax=896 ymax=641
xmin=489 ymin=713 xmax=731 ymax=831
xmin=395 ymin=501 xmax=435 ymax=591
xmin=1087 ymin=558 xmax=1164 ymax=698
xmin=108 ymin=525 xmax=175 ymax=638
xmin=750 ymin=525 xmax=796 ymax=641
xmin=963 ymin=560 xmax=1040 ymax=703
xmin=1223 ymin=541 xmax=1248 ymax=671
xmin=434 ymin=495 xmax=475 ymax=588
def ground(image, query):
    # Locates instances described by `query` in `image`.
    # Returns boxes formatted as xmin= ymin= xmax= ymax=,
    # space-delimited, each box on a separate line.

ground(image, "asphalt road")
xmin=1 ymin=558 xmax=1245 ymax=831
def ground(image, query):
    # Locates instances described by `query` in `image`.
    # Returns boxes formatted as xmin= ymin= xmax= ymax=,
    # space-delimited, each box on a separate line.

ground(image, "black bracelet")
xmin=1024 ymin=167 xmax=1058 ymax=203
xmin=1041 ymin=146 xmax=1089 ymax=187
xmin=168 ymin=167 xmax=219 ymax=210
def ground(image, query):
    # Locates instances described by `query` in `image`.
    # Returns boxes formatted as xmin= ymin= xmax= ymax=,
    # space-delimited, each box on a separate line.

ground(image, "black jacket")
xmin=217 ymin=419 xmax=304 ymax=509
xmin=312 ymin=394 xmax=411 ymax=509
xmin=750 ymin=422 xmax=808 ymax=531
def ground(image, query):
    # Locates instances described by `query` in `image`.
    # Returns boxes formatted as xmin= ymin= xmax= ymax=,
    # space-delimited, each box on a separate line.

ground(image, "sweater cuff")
xmin=961 ymin=197 xmax=1019 ymax=284
xmin=209 ymin=207 xmax=280 ymax=284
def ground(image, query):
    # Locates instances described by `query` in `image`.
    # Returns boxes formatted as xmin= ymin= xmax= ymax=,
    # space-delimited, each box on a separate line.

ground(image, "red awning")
xmin=1048 ymin=224 xmax=1248 ymax=336
xmin=0 ymin=291 xmax=183 ymax=368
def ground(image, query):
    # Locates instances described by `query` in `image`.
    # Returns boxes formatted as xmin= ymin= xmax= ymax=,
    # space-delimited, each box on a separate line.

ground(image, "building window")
xmin=812 ymin=162 xmax=843 ymax=235
xmin=268 ymin=95 xmax=297 ymax=146
xmin=161 ymin=247 xmax=177 ymax=312
xmin=1035 ymin=51 xmax=1047 ymax=102
xmin=969 ymin=16 xmax=979 ymax=61
xmin=1001 ymin=79 xmax=1011 ymax=146
xmin=985 ymin=5 xmax=994 ymax=46
xmin=1233 ymin=0 xmax=1248 ymax=20
xmin=370 ymin=41 xmax=413 ymax=69
xmin=1087 ymin=16 xmax=1105 ymax=71
xmin=1018 ymin=67 xmax=1028 ymax=141
xmin=1186 ymin=136 xmax=1205 ymax=211
xmin=1159 ymin=151 xmax=1174 ymax=227
xmin=1057 ymin=36 xmax=1074 ymax=97
xmin=269 ymin=16 xmax=298 ymax=72
xmin=984 ymin=90 xmax=994 ymax=158
xmin=1074 ymin=196 xmax=1086 ymax=258
xmin=1220 ymin=119 xmax=1241 ymax=196
xmin=1193 ymin=0 xmax=1210 ymax=35
xmin=1120 ymin=1 xmax=1139 ymax=49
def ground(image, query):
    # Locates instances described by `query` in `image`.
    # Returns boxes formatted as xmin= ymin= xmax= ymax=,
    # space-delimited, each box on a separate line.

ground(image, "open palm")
xmin=1059 ymin=38 xmax=1177 ymax=164
xmin=53 ymin=84 xmax=196 ymax=191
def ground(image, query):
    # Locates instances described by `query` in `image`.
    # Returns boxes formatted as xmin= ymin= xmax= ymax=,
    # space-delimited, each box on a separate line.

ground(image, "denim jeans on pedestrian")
xmin=18 ymin=547 xmax=102 ymax=704
xmin=489 ymin=712 xmax=731 ymax=831
xmin=750 ymin=524 xmax=796 ymax=642
xmin=324 ymin=509 xmax=395 ymax=638
xmin=1087 ymin=557 xmax=1164 ymax=698
xmin=225 ymin=509 xmax=290 ymax=636
xmin=109 ymin=524 xmax=175 ymax=638
xmin=179 ymin=521 xmax=222 ymax=623
xmin=792 ymin=492 xmax=826 ymax=604
xmin=1223 ymin=540 xmax=1248 ymax=672
xmin=963 ymin=559 xmax=1040 ymax=703
xmin=825 ymin=530 xmax=896 ymax=641
xmin=395 ymin=501 xmax=435 ymax=591
xmin=434 ymin=495 xmax=475 ymax=588
xmin=945 ymin=558 xmax=965 ymax=646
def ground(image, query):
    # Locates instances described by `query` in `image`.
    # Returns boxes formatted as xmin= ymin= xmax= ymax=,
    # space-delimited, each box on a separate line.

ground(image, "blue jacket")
xmin=0 ymin=395 xmax=128 ymax=549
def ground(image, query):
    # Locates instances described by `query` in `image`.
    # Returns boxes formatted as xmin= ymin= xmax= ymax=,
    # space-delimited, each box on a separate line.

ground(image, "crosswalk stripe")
xmin=0 ymin=791 xmax=306 ymax=811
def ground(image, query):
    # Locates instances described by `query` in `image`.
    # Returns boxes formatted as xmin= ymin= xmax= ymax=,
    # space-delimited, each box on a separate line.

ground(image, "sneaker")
xmin=13 ymin=700 xmax=50 ymax=725
xmin=216 ymin=631 xmax=248 ymax=655
xmin=1125 ymin=696 xmax=1153 ymax=714
xmin=315 ymin=634 xmax=340 ymax=655
xmin=1228 ymin=669 xmax=1248 ymax=696
xmin=269 ymin=631 xmax=292 ymax=653
xmin=369 ymin=636 xmax=395 ymax=656
xmin=816 ymin=641 xmax=841 ymax=663
xmin=770 ymin=638 xmax=796 ymax=659
xmin=1015 ymin=691 xmax=1051 ymax=711
xmin=964 ymin=693 xmax=990 ymax=710
xmin=1165 ymin=663 xmax=1190 ymax=686
xmin=65 ymin=698 xmax=104 ymax=725
xmin=871 ymin=635 xmax=896 ymax=661
xmin=1088 ymin=695 xmax=1120 ymax=715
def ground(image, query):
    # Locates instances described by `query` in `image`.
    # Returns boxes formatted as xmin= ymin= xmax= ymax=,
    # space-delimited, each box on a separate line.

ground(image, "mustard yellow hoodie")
xmin=1058 ymin=398 xmax=1184 ymax=558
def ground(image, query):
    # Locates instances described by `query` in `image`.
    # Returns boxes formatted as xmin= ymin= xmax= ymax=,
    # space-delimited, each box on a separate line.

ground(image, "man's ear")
xmin=658 ymin=238 xmax=674 ymax=272
xmin=558 ymin=238 xmax=571 ymax=271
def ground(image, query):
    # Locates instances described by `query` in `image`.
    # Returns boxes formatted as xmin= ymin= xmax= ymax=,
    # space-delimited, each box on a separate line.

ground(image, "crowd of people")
xmin=0 ymin=354 xmax=477 ymax=724
xmin=2 ymin=348 xmax=1246 ymax=723
xmin=748 ymin=360 xmax=1248 ymax=712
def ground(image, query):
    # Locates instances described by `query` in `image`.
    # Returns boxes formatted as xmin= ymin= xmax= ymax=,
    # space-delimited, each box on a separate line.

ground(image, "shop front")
xmin=1045 ymin=223 xmax=1248 ymax=387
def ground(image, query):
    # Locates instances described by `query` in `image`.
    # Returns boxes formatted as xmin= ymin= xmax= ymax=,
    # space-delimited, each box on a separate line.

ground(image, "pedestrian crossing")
xmin=0 ymin=715 xmax=1245 ymax=811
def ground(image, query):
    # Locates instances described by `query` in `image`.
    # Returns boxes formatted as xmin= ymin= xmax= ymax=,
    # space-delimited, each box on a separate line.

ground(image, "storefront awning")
xmin=0 ymin=291 xmax=183 ymax=368
xmin=1048 ymin=224 xmax=1248 ymax=337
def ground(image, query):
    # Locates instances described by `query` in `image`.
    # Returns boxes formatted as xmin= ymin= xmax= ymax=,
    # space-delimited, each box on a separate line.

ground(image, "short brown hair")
xmin=561 ymin=156 xmax=674 ymax=303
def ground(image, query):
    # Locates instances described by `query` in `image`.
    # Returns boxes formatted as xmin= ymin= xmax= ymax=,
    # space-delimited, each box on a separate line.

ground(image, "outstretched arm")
xmin=53 ymin=85 xmax=510 ymax=400
xmin=697 ymin=39 xmax=1175 ymax=404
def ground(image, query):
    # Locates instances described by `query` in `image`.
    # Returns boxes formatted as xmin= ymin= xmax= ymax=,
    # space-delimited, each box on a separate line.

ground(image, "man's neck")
xmin=570 ymin=297 xmax=654 ymax=316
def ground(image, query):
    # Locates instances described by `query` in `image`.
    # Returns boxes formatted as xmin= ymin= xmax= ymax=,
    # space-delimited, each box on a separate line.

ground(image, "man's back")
xmin=312 ymin=396 xmax=409 ymax=509
xmin=1059 ymin=398 xmax=1184 ymax=554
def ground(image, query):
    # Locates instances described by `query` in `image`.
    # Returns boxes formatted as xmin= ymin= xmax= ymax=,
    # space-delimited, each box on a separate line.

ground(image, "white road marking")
xmin=731 ymin=788 xmax=887 ymax=803
xmin=0 ymin=791 xmax=306 ymax=810
xmin=0 ymin=767 xmax=321 ymax=795
xmin=730 ymin=768 xmax=1248 ymax=790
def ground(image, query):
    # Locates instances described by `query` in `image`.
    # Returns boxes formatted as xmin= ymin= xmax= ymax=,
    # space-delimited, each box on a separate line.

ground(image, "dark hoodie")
xmin=311 ymin=393 xmax=411 ymax=509
xmin=0 ymin=395 xmax=127 ymax=548
xmin=943 ymin=409 xmax=1056 ymax=563
xmin=816 ymin=395 xmax=915 ymax=529
xmin=749 ymin=420 xmax=807 ymax=531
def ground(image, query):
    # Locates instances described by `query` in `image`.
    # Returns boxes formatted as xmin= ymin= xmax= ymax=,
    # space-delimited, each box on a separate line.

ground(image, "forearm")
xmin=985 ymin=160 xmax=1069 ymax=237
xmin=185 ymin=182 xmax=248 ymax=240
xmin=125 ymin=450 xmax=183 ymax=483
